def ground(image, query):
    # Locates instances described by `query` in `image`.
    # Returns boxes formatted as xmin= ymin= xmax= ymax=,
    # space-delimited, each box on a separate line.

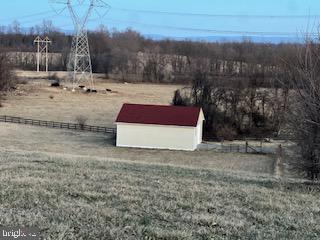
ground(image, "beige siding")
xmin=196 ymin=122 xmax=202 ymax=145
xmin=196 ymin=110 xmax=205 ymax=145
xmin=116 ymin=123 xmax=197 ymax=151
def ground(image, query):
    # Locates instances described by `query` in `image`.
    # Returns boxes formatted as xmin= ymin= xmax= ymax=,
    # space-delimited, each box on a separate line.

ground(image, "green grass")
xmin=0 ymin=149 xmax=319 ymax=240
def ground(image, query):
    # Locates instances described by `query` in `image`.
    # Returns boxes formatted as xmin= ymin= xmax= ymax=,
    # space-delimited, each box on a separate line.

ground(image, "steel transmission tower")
xmin=50 ymin=0 xmax=110 ymax=90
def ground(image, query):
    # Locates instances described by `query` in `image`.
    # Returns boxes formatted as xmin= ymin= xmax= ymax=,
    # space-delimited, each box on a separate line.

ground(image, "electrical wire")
xmin=0 ymin=8 xmax=68 ymax=23
xmin=111 ymin=7 xmax=320 ymax=19
xmin=103 ymin=17 xmax=317 ymax=37
xmin=0 ymin=5 xmax=317 ymax=37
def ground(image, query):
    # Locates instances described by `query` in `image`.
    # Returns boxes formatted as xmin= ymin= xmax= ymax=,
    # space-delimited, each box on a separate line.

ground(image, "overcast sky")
xmin=0 ymin=0 xmax=320 ymax=38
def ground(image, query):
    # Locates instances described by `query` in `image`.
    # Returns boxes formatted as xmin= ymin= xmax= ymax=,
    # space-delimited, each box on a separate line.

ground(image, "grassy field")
xmin=0 ymin=71 xmax=318 ymax=239
xmin=1 ymin=71 xmax=181 ymax=127
xmin=0 ymin=123 xmax=275 ymax=174
xmin=0 ymin=148 xmax=319 ymax=239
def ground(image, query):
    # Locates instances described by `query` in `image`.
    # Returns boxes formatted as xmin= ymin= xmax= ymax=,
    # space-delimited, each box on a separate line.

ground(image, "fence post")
xmin=245 ymin=141 xmax=248 ymax=153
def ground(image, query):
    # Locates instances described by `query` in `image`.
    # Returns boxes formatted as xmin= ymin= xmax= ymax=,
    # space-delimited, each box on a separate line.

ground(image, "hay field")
xmin=1 ymin=71 xmax=181 ymax=127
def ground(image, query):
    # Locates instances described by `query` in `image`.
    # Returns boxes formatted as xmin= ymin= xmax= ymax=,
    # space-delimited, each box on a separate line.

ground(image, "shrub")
xmin=172 ymin=89 xmax=186 ymax=106
xmin=172 ymin=88 xmax=191 ymax=106
xmin=216 ymin=126 xmax=238 ymax=141
xmin=0 ymin=52 xmax=15 ymax=91
xmin=75 ymin=115 xmax=88 ymax=130
xmin=18 ymin=78 xmax=28 ymax=85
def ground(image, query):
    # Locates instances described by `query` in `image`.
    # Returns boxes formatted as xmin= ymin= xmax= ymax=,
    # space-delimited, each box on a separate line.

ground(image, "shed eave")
xmin=115 ymin=121 xmax=197 ymax=128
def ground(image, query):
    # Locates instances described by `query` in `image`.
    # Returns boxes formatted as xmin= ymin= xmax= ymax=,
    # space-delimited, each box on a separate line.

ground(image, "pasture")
xmin=1 ymin=71 xmax=180 ymax=127
xmin=0 ymin=71 xmax=318 ymax=239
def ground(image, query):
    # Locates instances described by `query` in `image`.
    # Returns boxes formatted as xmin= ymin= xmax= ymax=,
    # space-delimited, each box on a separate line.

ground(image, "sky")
xmin=1 ymin=0 xmax=320 ymax=40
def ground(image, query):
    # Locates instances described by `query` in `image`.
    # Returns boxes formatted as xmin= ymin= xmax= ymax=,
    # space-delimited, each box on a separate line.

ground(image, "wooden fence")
xmin=0 ymin=115 xmax=116 ymax=135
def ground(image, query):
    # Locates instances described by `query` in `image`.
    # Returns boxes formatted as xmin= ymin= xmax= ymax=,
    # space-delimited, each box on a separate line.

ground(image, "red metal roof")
xmin=116 ymin=103 xmax=202 ymax=127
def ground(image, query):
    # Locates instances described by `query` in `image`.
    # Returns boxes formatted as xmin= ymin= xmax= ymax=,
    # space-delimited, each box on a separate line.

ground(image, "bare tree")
xmin=0 ymin=51 xmax=15 ymax=91
xmin=75 ymin=115 xmax=88 ymax=130
xmin=283 ymin=39 xmax=320 ymax=180
xmin=0 ymin=51 xmax=16 ymax=107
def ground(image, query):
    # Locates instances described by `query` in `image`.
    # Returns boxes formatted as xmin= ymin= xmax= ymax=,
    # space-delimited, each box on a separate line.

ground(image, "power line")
xmin=112 ymin=7 xmax=320 ymax=19
xmin=1 ymin=5 xmax=319 ymax=25
xmin=0 ymin=8 xmax=67 ymax=23
xmin=0 ymin=6 xmax=317 ymax=37
xmin=3 ymin=14 xmax=315 ymax=37
xmin=104 ymin=17 xmax=317 ymax=37
xmin=0 ymin=4 xmax=84 ymax=24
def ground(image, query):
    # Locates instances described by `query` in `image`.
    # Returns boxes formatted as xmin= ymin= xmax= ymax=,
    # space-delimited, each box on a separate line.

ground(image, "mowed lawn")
xmin=0 ymin=149 xmax=319 ymax=240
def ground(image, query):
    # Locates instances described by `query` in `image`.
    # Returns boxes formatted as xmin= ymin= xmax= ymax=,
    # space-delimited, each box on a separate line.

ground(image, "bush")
xmin=216 ymin=126 xmax=238 ymax=141
xmin=18 ymin=78 xmax=28 ymax=85
xmin=75 ymin=115 xmax=88 ymax=130
xmin=0 ymin=53 xmax=15 ymax=91
xmin=172 ymin=90 xmax=187 ymax=106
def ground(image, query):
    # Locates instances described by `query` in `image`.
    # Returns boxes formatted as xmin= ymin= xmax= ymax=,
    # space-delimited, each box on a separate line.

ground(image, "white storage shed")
xmin=115 ymin=103 xmax=205 ymax=151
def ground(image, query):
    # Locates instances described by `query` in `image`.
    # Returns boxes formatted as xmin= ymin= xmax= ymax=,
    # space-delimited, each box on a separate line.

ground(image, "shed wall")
xmin=116 ymin=123 xmax=197 ymax=151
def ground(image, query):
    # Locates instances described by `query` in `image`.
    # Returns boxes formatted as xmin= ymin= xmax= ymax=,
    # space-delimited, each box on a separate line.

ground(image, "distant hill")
xmin=2 ymin=25 xmax=303 ymax=44
xmin=145 ymin=34 xmax=304 ymax=44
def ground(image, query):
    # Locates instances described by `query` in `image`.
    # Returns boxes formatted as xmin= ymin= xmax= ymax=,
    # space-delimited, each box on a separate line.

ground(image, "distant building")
xmin=115 ymin=103 xmax=205 ymax=151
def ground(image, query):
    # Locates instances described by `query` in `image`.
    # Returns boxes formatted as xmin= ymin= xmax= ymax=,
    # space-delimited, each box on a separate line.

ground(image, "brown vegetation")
xmin=0 ymin=51 xmax=15 ymax=91
xmin=0 ymin=51 xmax=16 ymax=107
xmin=173 ymin=70 xmax=288 ymax=140
xmin=279 ymin=40 xmax=320 ymax=180
xmin=75 ymin=115 xmax=88 ymax=130
xmin=0 ymin=21 xmax=297 ymax=85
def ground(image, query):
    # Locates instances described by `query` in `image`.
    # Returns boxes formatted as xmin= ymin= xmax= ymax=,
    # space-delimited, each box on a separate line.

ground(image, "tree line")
xmin=0 ymin=21 xmax=297 ymax=84
xmin=172 ymin=40 xmax=319 ymax=180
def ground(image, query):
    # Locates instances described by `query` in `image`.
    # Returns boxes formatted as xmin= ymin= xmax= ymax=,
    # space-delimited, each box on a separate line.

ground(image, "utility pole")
xmin=34 ymin=36 xmax=41 ymax=72
xmin=34 ymin=36 xmax=52 ymax=72
xmin=43 ymin=37 xmax=51 ymax=72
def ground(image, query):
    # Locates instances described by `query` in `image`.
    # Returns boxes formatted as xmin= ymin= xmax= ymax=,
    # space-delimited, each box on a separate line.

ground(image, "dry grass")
xmin=1 ymin=71 xmax=276 ymax=174
xmin=0 ymin=123 xmax=275 ymax=175
xmin=0 ymin=71 xmax=318 ymax=239
xmin=3 ymin=71 xmax=181 ymax=127
xmin=0 ymin=148 xmax=319 ymax=239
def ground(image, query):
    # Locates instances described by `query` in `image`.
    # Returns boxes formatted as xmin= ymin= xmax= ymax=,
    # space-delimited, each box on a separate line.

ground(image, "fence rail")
xmin=0 ymin=115 xmax=116 ymax=135
xmin=200 ymin=141 xmax=272 ymax=154
xmin=220 ymin=142 xmax=263 ymax=154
